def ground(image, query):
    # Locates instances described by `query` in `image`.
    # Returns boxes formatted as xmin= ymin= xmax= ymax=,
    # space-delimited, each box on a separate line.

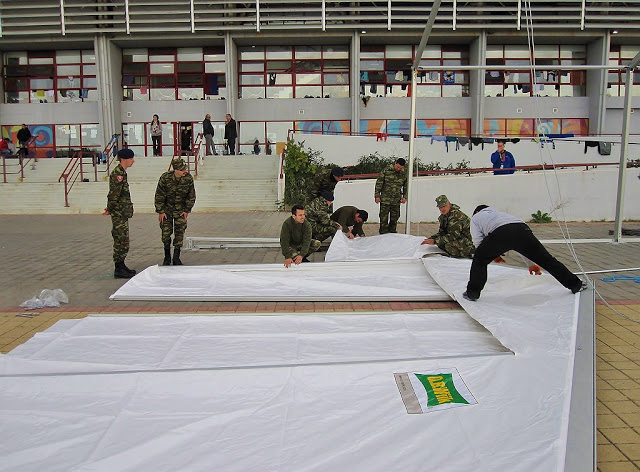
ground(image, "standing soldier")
xmin=374 ymin=158 xmax=408 ymax=234
xmin=104 ymin=148 xmax=136 ymax=279
xmin=421 ymin=195 xmax=474 ymax=258
xmin=305 ymin=166 xmax=344 ymax=204
xmin=305 ymin=190 xmax=342 ymax=242
xmin=155 ymin=158 xmax=196 ymax=266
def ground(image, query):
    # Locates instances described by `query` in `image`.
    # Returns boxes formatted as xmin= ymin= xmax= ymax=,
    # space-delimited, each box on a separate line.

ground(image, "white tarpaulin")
xmin=0 ymin=256 xmax=586 ymax=472
xmin=325 ymin=231 xmax=444 ymax=262
xmin=110 ymin=259 xmax=450 ymax=301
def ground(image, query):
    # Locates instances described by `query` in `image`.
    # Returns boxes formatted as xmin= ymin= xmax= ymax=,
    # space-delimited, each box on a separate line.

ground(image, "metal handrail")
xmin=166 ymin=133 xmax=204 ymax=177
xmin=102 ymin=134 xmax=120 ymax=177
xmin=58 ymin=150 xmax=99 ymax=207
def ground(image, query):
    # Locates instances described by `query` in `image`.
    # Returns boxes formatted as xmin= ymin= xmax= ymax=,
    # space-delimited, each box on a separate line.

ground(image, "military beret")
xmin=435 ymin=194 xmax=449 ymax=207
xmin=319 ymin=190 xmax=334 ymax=202
xmin=117 ymin=148 xmax=134 ymax=160
xmin=331 ymin=167 xmax=344 ymax=177
xmin=172 ymin=158 xmax=187 ymax=171
xmin=396 ymin=158 xmax=406 ymax=166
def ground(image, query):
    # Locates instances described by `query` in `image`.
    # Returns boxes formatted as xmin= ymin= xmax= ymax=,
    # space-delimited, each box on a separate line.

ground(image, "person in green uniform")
xmin=103 ymin=148 xmax=136 ymax=279
xmin=374 ymin=158 xmax=408 ymax=234
xmin=305 ymin=190 xmax=342 ymax=242
xmin=154 ymin=158 xmax=196 ymax=266
xmin=330 ymin=206 xmax=368 ymax=239
xmin=279 ymin=205 xmax=321 ymax=267
xmin=421 ymin=194 xmax=474 ymax=258
xmin=304 ymin=166 xmax=344 ymax=204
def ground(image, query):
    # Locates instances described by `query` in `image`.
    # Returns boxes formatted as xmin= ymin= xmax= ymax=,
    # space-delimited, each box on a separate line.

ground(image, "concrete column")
xmin=586 ymin=33 xmax=609 ymax=135
xmin=94 ymin=34 xmax=122 ymax=146
xmin=469 ymin=31 xmax=486 ymax=136
xmin=225 ymin=33 xmax=238 ymax=120
xmin=351 ymin=31 xmax=361 ymax=134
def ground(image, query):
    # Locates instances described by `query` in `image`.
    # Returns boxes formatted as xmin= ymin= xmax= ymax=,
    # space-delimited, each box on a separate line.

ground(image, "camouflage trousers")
xmin=439 ymin=239 xmax=475 ymax=259
xmin=111 ymin=216 xmax=130 ymax=263
xmin=289 ymin=240 xmax=321 ymax=258
xmin=160 ymin=214 xmax=188 ymax=247
xmin=311 ymin=223 xmax=338 ymax=243
xmin=379 ymin=202 xmax=401 ymax=234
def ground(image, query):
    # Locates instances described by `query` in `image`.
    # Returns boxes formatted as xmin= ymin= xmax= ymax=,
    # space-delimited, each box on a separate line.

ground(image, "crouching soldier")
xmin=421 ymin=194 xmax=474 ymax=258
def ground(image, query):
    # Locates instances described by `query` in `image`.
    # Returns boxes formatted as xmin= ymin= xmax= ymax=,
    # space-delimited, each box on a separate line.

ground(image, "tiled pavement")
xmin=1 ymin=212 xmax=639 ymax=471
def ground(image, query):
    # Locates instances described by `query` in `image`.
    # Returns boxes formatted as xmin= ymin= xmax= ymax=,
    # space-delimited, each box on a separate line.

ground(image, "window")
xmin=238 ymin=45 xmax=349 ymax=99
xmin=483 ymin=118 xmax=588 ymax=136
xmin=3 ymin=50 xmax=98 ymax=104
xmin=359 ymin=45 xmax=469 ymax=98
xmin=608 ymin=45 xmax=640 ymax=97
xmin=122 ymin=47 xmax=226 ymax=101
xmin=485 ymin=45 xmax=586 ymax=98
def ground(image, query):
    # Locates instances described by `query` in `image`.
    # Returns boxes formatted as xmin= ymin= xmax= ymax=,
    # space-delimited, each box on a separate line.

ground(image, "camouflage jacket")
xmin=305 ymin=168 xmax=339 ymax=204
xmin=430 ymin=204 xmax=474 ymax=257
xmin=331 ymin=205 xmax=365 ymax=236
xmin=374 ymin=165 xmax=408 ymax=203
xmin=154 ymin=171 xmax=196 ymax=217
xmin=280 ymin=216 xmax=312 ymax=258
xmin=107 ymin=164 xmax=134 ymax=218
xmin=306 ymin=197 xmax=340 ymax=232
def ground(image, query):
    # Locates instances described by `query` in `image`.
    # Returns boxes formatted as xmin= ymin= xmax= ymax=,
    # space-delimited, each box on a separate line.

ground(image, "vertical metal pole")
xmin=125 ymin=0 xmax=130 ymax=34
xmin=517 ymin=0 xmax=521 ymax=30
xmin=190 ymin=0 xmax=195 ymax=33
xmin=60 ymin=0 xmax=66 ymax=35
xmin=387 ymin=0 xmax=391 ymax=30
xmin=405 ymin=70 xmax=418 ymax=235
xmin=580 ymin=0 xmax=586 ymax=30
xmin=452 ymin=0 xmax=457 ymax=30
xmin=2 ymin=156 xmax=6 ymax=183
xmin=612 ymin=67 xmax=634 ymax=242
xmin=322 ymin=0 xmax=326 ymax=31
xmin=256 ymin=0 xmax=260 ymax=32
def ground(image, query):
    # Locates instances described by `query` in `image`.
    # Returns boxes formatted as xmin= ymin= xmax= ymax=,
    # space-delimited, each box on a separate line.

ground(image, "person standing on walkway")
xmin=490 ymin=140 xmax=515 ymax=175
xmin=421 ymin=194 xmax=474 ymax=258
xmin=280 ymin=205 xmax=321 ymax=267
xmin=155 ymin=158 xmax=196 ymax=266
xmin=17 ymin=124 xmax=31 ymax=157
xmin=203 ymin=114 xmax=215 ymax=156
xmin=374 ymin=158 xmax=408 ymax=234
xmin=104 ymin=148 xmax=136 ymax=279
xmin=306 ymin=190 xmax=342 ymax=242
xmin=224 ymin=113 xmax=237 ymax=155
xmin=462 ymin=205 xmax=585 ymax=302
xmin=150 ymin=114 xmax=162 ymax=157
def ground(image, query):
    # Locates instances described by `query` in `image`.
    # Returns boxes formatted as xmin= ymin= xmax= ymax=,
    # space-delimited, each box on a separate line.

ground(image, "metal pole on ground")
xmin=613 ymin=51 xmax=640 ymax=243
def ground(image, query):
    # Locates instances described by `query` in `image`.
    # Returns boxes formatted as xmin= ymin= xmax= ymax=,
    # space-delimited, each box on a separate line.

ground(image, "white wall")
xmin=121 ymin=100 xmax=228 ymax=124
xmin=1 ymin=102 xmax=100 ymax=125
xmin=292 ymin=132 xmax=635 ymax=168
xmin=333 ymin=167 xmax=640 ymax=223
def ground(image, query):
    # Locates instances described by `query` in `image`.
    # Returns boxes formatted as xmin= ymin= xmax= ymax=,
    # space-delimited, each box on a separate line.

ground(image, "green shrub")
xmin=283 ymin=139 xmax=324 ymax=206
xmin=530 ymin=210 xmax=552 ymax=223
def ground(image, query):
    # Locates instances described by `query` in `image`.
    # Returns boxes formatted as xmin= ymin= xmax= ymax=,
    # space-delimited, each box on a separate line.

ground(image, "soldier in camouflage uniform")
xmin=104 ymin=148 xmax=136 ymax=279
xmin=421 ymin=194 xmax=474 ymax=258
xmin=280 ymin=205 xmax=321 ymax=267
xmin=155 ymin=158 xmax=196 ymax=265
xmin=374 ymin=158 xmax=408 ymax=234
xmin=331 ymin=206 xmax=368 ymax=239
xmin=305 ymin=190 xmax=342 ymax=242
xmin=304 ymin=166 xmax=344 ymax=204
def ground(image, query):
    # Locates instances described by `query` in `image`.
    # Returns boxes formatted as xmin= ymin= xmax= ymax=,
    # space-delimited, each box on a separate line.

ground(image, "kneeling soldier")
xmin=154 ymin=158 xmax=196 ymax=265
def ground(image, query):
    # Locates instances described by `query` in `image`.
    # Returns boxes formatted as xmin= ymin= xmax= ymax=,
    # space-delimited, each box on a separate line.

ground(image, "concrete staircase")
xmin=0 ymin=155 xmax=281 ymax=214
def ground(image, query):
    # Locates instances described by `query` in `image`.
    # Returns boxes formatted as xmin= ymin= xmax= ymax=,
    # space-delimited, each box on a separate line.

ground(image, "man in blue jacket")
xmin=490 ymin=140 xmax=515 ymax=175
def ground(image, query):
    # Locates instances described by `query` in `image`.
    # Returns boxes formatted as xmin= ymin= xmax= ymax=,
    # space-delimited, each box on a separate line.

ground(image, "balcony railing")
xmin=1 ymin=0 xmax=639 ymax=38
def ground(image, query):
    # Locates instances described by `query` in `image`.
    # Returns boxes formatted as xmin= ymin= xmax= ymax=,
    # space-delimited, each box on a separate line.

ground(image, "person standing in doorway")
xmin=203 ymin=113 xmax=215 ymax=156
xmin=224 ymin=113 xmax=237 ymax=155
xmin=104 ymin=148 xmax=136 ymax=279
xmin=150 ymin=114 xmax=162 ymax=156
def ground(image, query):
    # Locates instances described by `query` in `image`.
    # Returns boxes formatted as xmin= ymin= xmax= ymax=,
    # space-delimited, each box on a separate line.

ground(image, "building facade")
xmin=0 ymin=0 xmax=638 ymax=157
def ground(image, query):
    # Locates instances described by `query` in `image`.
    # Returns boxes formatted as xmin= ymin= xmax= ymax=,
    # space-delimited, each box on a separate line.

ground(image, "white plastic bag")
xmin=20 ymin=289 xmax=69 ymax=310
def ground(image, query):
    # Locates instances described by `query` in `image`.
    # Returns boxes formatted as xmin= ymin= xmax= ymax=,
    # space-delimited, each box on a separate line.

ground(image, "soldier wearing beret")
xmin=421 ymin=195 xmax=474 ymax=258
xmin=155 ymin=158 xmax=196 ymax=266
xmin=104 ymin=148 xmax=136 ymax=279
xmin=375 ymin=158 xmax=408 ymax=234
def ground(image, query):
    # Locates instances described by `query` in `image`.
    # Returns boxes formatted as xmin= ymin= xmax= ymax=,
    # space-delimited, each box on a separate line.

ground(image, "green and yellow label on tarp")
xmin=394 ymin=368 xmax=477 ymax=414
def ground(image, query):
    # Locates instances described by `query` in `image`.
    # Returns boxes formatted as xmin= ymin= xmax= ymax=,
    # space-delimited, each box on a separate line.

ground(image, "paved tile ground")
xmin=1 ymin=212 xmax=639 ymax=471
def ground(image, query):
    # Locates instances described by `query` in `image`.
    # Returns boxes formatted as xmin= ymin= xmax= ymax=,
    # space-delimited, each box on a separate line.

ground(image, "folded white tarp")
xmin=1 ymin=257 xmax=587 ymax=472
xmin=110 ymin=259 xmax=450 ymax=301
xmin=325 ymin=231 xmax=444 ymax=262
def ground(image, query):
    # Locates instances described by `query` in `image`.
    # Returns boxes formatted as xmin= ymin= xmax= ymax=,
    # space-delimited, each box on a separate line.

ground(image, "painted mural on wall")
xmin=359 ymin=119 xmax=470 ymax=136
xmin=2 ymin=125 xmax=54 ymax=158
xmin=294 ymin=121 xmax=351 ymax=135
xmin=485 ymin=118 xmax=588 ymax=137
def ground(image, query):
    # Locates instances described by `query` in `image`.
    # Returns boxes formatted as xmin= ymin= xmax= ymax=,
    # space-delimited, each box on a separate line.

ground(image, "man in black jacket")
xmin=224 ymin=114 xmax=237 ymax=155
xmin=203 ymin=114 xmax=215 ymax=155
xmin=17 ymin=124 xmax=31 ymax=157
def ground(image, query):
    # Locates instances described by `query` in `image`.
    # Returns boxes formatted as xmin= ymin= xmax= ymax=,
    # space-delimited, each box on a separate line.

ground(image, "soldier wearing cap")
xmin=375 ymin=158 xmax=408 ymax=234
xmin=306 ymin=190 xmax=342 ymax=242
xmin=154 ymin=158 xmax=196 ymax=266
xmin=104 ymin=148 xmax=136 ymax=279
xmin=305 ymin=166 xmax=344 ymax=204
xmin=421 ymin=194 xmax=474 ymax=258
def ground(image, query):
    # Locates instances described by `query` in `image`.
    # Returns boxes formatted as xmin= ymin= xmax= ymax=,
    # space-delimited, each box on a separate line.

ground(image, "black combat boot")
xmin=122 ymin=261 xmax=136 ymax=275
xmin=163 ymin=245 xmax=171 ymax=266
xmin=172 ymin=247 xmax=183 ymax=265
xmin=114 ymin=261 xmax=134 ymax=279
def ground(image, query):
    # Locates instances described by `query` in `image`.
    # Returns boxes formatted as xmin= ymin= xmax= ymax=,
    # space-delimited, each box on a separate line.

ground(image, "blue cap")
xmin=117 ymin=148 xmax=134 ymax=160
